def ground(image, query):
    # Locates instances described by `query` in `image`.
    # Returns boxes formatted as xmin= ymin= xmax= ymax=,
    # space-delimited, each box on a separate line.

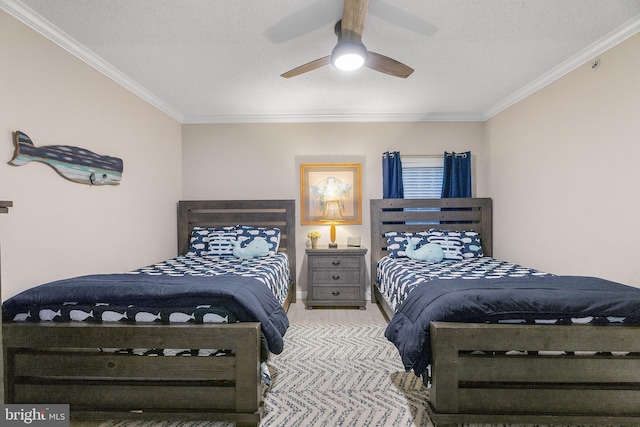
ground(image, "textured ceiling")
xmin=3 ymin=0 xmax=640 ymax=123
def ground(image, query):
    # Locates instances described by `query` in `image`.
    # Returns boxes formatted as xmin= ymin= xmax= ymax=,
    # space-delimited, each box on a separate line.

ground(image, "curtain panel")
xmin=441 ymin=151 xmax=471 ymax=198
xmin=382 ymin=151 xmax=404 ymax=199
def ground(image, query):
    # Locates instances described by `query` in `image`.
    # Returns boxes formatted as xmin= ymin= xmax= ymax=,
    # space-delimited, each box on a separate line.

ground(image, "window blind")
xmin=401 ymin=156 xmax=443 ymax=199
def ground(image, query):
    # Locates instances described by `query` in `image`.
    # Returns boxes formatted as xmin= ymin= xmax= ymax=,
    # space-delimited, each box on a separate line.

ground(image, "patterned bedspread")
xmin=5 ymin=253 xmax=290 ymax=323
xmin=134 ymin=252 xmax=291 ymax=304
xmin=386 ymin=275 xmax=640 ymax=376
xmin=377 ymin=256 xmax=550 ymax=312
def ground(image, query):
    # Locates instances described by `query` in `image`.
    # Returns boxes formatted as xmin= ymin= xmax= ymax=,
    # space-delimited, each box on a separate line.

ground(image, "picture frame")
xmin=300 ymin=163 xmax=362 ymax=225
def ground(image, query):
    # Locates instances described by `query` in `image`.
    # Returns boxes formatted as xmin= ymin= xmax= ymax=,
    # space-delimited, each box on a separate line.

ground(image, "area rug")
xmin=98 ymin=323 xmax=431 ymax=427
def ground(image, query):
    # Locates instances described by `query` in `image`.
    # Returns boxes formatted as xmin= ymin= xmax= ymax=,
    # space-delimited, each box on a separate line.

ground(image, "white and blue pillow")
xmin=426 ymin=229 xmax=464 ymax=260
xmin=188 ymin=226 xmax=237 ymax=256
xmin=188 ymin=227 xmax=212 ymax=256
xmin=208 ymin=230 xmax=238 ymax=256
xmin=235 ymin=226 xmax=280 ymax=256
xmin=428 ymin=229 xmax=483 ymax=259
xmin=385 ymin=231 xmax=430 ymax=258
xmin=458 ymin=230 xmax=484 ymax=258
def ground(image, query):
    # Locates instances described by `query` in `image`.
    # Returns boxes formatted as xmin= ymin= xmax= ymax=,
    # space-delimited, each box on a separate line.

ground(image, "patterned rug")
xmin=98 ymin=323 xmax=431 ymax=427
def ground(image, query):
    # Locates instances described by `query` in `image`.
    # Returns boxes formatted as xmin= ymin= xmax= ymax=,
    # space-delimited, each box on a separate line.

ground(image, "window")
xmin=401 ymin=156 xmax=443 ymax=199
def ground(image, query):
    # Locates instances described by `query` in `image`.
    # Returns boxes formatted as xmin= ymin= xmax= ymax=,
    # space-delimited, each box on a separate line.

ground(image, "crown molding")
xmin=0 ymin=0 xmax=184 ymax=122
xmin=483 ymin=15 xmax=640 ymax=120
xmin=182 ymin=112 xmax=485 ymax=124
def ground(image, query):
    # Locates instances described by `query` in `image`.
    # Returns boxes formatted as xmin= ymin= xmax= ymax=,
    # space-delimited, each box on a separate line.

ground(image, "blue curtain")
xmin=382 ymin=151 xmax=403 ymax=199
xmin=441 ymin=151 xmax=471 ymax=198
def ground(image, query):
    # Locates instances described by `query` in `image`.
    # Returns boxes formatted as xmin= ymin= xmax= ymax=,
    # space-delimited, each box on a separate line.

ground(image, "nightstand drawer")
xmin=310 ymin=256 xmax=362 ymax=270
xmin=312 ymin=286 xmax=361 ymax=301
xmin=311 ymin=269 xmax=360 ymax=285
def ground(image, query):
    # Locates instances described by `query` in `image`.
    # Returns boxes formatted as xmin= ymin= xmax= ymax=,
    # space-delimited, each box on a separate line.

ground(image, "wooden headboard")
xmin=177 ymin=199 xmax=297 ymax=290
xmin=370 ymin=198 xmax=492 ymax=304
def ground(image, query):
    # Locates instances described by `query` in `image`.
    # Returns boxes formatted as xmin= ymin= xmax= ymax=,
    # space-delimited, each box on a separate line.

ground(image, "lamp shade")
xmin=331 ymin=41 xmax=368 ymax=71
xmin=322 ymin=200 xmax=345 ymax=221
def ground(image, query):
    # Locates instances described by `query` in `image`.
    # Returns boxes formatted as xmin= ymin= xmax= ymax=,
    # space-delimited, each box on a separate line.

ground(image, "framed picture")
xmin=300 ymin=163 xmax=362 ymax=225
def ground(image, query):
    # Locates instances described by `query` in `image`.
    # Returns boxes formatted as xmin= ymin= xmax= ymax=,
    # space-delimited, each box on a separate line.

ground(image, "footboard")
xmin=3 ymin=322 xmax=263 ymax=427
xmin=428 ymin=322 xmax=640 ymax=426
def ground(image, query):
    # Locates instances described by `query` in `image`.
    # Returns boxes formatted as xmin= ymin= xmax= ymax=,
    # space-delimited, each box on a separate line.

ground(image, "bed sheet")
xmin=377 ymin=255 xmax=550 ymax=313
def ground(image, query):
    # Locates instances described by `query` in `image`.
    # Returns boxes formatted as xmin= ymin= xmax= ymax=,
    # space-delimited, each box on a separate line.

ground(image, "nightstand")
xmin=306 ymin=246 xmax=367 ymax=309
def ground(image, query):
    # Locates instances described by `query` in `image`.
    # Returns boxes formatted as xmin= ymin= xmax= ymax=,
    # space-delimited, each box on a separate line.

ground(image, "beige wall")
xmin=5 ymin=8 xmax=636 ymax=304
xmin=485 ymin=34 xmax=640 ymax=287
xmin=0 ymin=10 xmax=182 ymax=300
xmin=182 ymin=122 xmax=486 ymax=295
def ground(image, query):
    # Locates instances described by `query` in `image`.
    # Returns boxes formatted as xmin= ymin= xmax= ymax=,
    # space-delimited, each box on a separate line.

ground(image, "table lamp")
xmin=322 ymin=200 xmax=344 ymax=248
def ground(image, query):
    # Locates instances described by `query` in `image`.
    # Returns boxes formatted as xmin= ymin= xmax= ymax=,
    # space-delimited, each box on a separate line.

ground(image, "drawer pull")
xmin=332 ymin=275 xmax=340 ymax=280
xmin=332 ymin=260 xmax=341 ymax=266
xmin=332 ymin=291 xmax=340 ymax=296
xmin=106 ymin=361 xmax=116 ymax=368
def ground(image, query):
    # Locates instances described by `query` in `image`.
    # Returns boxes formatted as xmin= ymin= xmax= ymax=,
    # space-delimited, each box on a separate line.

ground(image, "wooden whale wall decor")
xmin=9 ymin=131 xmax=123 ymax=186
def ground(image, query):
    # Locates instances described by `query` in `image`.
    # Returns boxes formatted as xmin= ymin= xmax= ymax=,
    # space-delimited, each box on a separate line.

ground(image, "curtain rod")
xmin=382 ymin=153 xmax=441 ymax=158
xmin=383 ymin=152 xmax=469 ymax=158
xmin=399 ymin=154 xmax=442 ymax=159
xmin=402 ymin=152 xmax=469 ymax=158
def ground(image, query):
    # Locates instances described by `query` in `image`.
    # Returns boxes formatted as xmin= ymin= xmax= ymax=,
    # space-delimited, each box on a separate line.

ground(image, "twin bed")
xmin=371 ymin=198 xmax=640 ymax=426
xmin=2 ymin=199 xmax=296 ymax=427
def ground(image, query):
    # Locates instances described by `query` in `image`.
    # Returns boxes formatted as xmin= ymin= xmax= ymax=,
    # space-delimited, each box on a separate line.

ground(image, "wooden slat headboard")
xmin=370 ymin=198 xmax=492 ymax=294
xmin=177 ymin=200 xmax=297 ymax=286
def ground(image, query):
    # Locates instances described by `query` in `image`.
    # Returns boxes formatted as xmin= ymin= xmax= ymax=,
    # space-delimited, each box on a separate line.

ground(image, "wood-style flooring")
xmin=70 ymin=301 xmax=388 ymax=427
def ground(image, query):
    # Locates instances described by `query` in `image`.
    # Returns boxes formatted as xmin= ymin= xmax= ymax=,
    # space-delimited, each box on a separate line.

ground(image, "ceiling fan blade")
xmin=366 ymin=51 xmax=414 ymax=78
xmin=341 ymin=0 xmax=368 ymax=41
xmin=281 ymin=56 xmax=331 ymax=78
xmin=265 ymin=1 xmax=340 ymax=44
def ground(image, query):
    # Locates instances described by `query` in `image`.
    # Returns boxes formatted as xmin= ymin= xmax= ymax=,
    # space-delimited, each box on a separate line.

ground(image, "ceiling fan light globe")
xmin=334 ymin=53 xmax=365 ymax=70
xmin=331 ymin=42 xmax=367 ymax=71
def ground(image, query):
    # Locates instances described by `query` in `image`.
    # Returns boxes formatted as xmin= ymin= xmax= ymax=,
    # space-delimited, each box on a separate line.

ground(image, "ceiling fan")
xmin=280 ymin=0 xmax=414 ymax=79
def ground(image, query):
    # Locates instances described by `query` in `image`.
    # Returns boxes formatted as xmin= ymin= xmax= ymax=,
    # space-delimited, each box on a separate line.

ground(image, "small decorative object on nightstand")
xmin=306 ymin=246 xmax=367 ymax=310
xmin=307 ymin=230 xmax=321 ymax=249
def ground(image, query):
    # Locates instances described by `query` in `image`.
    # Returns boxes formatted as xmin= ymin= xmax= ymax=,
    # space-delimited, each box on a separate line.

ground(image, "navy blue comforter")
xmin=385 ymin=275 xmax=640 ymax=376
xmin=2 ymin=273 xmax=289 ymax=354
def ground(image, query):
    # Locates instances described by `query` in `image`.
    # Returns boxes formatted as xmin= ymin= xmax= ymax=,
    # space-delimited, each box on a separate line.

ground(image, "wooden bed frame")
xmin=370 ymin=198 xmax=640 ymax=426
xmin=3 ymin=199 xmax=296 ymax=427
